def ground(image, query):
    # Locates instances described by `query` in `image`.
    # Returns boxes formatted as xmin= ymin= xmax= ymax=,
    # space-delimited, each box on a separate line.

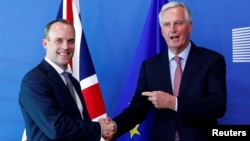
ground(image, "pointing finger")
xmin=142 ymin=92 xmax=153 ymax=97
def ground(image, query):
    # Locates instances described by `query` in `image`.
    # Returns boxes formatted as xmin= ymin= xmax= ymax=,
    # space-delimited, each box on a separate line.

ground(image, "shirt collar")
xmin=44 ymin=57 xmax=71 ymax=75
xmin=168 ymin=41 xmax=191 ymax=61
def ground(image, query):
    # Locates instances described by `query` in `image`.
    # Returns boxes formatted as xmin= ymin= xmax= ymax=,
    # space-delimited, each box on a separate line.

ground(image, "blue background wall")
xmin=0 ymin=0 xmax=250 ymax=140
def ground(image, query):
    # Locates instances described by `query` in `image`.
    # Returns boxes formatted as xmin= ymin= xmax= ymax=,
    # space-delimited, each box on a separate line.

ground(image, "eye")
xmin=174 ymin=21 xmax=183 ymax=26
xmin=55 ymin=38 xmax=63 ymax=44
xmin=68 ymin=39 xmax=75 ymax=45
xmin=163 ymin=22 xmax=170 ymax=27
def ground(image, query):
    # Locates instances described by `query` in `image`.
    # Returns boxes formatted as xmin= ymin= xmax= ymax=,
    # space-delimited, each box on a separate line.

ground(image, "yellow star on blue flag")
xmin=130 ymin=124 xmax=141 ymax=138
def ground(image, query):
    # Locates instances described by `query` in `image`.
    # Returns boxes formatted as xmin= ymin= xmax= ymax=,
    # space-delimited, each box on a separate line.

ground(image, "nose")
xmin=61 ymin=40 xmax=69 ymax=49
xmin=169 ymin=24 xmax=177 ymax=32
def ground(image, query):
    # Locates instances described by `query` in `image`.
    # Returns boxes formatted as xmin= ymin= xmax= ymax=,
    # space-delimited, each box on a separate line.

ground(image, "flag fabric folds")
xmin=21 ymin=0 xmax=106 ymax=140
xmin=114 ymin=0 xmax=168 ymax=141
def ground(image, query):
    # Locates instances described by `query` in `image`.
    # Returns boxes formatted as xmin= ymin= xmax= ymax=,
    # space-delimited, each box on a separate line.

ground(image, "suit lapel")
xmin=161 ymin=51 xmax=173 ymax=94
xmin=38 ymin=60 xmax=68 ymax=92
xmin=38 ymin=60 xmax=91 ymax=120
xmin=179 ymin=43 xmax=203 ymax=97
xmin=66 ymin=76 xmax=90 ymax=120
xmin=68 ymin=74 xmax=91 ymax=120
xmin=38 ymin=60 xmax=83 ymax=112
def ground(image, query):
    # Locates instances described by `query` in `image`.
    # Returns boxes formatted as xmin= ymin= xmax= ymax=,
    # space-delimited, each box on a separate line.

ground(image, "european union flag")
xmin=114 ymin=0 xmax=168 ymax=140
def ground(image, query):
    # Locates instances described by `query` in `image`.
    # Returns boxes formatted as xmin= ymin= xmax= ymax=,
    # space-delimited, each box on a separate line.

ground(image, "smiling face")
xmin=160 ymin=6 xmax=192 ymax=55
xmin=42 ymin=21 xmax=75 ymax=70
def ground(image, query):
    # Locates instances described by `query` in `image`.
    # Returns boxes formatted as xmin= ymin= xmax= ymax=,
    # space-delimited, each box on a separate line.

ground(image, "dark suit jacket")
xmin=113 ymin=41 xmax=227 ymax=141
xmin=19 ymin=60 xmax=101 ymax=141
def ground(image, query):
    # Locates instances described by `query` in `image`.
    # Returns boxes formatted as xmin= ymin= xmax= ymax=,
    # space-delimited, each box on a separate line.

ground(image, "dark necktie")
xmin=173 ymin=56 xmax=182 ymax=141
xmin=62 ymin=72 xmax=77 ymax=102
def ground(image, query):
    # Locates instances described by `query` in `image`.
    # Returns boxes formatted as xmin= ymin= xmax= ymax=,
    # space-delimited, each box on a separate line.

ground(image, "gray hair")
xmin=158 ymin=1 xmax=192 ymax=26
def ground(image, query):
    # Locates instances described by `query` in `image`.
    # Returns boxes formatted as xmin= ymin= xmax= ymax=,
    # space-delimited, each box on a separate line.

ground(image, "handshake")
xmin=98 ymin=117 xmax=117 ymax=141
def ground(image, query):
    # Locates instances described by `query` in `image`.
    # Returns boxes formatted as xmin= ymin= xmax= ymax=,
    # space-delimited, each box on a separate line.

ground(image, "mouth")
xmin=59 ymin=52 xmax=69 ymax=55
xmin=170 ymin=35 xmax=179 ymax=40
xmin=58 ymin=52 xmax=71 ymax=57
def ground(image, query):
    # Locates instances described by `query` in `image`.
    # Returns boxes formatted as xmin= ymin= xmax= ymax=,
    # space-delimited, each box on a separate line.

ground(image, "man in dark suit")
xmin=19 ymin=19 xmax=115 ymax=141
xmin=112 ymin=1 xmax=227 ymax=141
